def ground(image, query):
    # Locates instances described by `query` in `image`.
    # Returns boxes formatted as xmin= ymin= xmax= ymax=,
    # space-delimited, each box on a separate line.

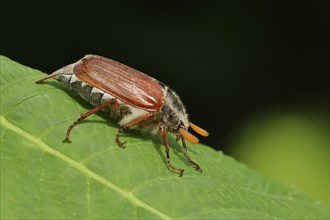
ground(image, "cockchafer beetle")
xmin=36 ymin=55 xmax=209 ymax=175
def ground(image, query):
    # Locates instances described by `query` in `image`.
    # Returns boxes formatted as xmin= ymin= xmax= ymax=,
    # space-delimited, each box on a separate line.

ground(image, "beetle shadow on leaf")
xmin=151 ymin=135 xmax=196 ymax=172
xmin=78 ymin=111 xmax=200 ymax=173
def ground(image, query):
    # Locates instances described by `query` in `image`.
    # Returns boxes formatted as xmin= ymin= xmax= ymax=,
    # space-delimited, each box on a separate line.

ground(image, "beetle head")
xmin=162 ymin=87 xmax=209 ymax=144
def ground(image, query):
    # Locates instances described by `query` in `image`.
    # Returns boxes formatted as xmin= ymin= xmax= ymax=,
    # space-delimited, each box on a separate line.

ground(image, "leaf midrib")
xmin=0 ymin=115 xmax=171 ymax=220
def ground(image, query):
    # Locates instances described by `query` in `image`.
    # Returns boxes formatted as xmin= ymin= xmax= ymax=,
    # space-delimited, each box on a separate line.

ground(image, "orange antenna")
xmin=190 ymin=122 xmax=209 ymax=137
xmin=179 ymin=128 xmax=199 ymax=144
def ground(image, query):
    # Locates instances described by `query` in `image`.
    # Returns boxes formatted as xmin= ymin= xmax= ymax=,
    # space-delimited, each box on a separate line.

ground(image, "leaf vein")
xmin=2 ymin=90 xmax=62 ymax=116
xmin=185 ymin=207 xmax=277 ymax=219
xmin=0 ymin=116 xmax=171 ymax=220
xmin=0 ymin=75 xmax=38 ymax=93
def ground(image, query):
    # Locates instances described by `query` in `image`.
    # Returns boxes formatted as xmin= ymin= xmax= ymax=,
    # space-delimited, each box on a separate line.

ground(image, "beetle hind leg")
xmin=36 ymin=63 xmax=76 ymax=84
xmin=62 ymin=99 xmax=116 ymax=143
xmin=35 ymin=73 xmax=64 ymax=84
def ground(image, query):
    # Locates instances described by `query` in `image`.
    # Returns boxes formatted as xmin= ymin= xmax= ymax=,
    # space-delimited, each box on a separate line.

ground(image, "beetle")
xmin=36 ymin=54 xmax=209 ymax=175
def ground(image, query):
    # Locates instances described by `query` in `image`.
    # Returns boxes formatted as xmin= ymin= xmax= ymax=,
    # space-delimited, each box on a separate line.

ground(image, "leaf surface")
xmin=0 ymin=55 xmax=328 ymax=219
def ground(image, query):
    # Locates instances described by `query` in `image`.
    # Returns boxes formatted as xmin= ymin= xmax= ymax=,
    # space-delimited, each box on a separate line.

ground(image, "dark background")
xmin=1 ymin=0 xmax=329 ymax=153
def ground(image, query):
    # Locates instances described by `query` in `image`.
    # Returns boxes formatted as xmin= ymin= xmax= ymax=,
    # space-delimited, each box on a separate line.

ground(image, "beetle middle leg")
xmin=115 ymin=113 xmax=154 ymax=148
xmin=63 ymin=98 xmax=116 ymax=143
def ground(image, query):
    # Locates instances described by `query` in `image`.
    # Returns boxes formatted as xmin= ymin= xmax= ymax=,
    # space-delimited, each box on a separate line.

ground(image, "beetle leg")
xmin=108 ymin=98 xmax=122 ymax=119
xmin=181 ymin=137 xmax=202 ymax=173
xmin=175 ymin=133 xmax=181 ymax=142
xmin=160 ymin=125 xmax=185 ymax=176
xmin=63 ymin=99 xmax=116 ymax=143
xmin=116 ymin=113 xmax=154 ymax=148
xmin=35 ymin=73 xmax=63 ymax=84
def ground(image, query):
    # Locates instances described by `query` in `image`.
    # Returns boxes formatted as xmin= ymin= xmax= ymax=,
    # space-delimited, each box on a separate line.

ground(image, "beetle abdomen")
xmin=56 ymin=73 xmax=131 ymax=120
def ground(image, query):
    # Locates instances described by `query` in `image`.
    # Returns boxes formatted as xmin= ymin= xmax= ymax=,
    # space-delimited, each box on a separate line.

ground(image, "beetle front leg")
xmin=160 ymin=125 xmax=185 ymax=176
xmin=181 ymin=137 xmax=202 ymax=173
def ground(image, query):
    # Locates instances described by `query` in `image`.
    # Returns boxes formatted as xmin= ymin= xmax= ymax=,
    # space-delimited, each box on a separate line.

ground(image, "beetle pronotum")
xmin=36 ymin=55 xmax=209 ymax=175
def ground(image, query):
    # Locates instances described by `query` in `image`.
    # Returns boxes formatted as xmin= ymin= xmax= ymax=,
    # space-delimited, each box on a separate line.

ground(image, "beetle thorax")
xmin=161 ymin=86 xmax=189 ymax=132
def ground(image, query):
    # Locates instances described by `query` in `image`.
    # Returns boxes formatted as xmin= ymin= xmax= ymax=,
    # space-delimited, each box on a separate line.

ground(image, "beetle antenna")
xmin=189 ymin=122 xmax=209 ymax=137
xmin=179 ymin=128 xmax=199 ymax=144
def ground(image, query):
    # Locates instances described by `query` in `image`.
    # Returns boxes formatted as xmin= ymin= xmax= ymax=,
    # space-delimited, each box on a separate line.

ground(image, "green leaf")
xmin=1 ymin=55 xmax=328 ymax=219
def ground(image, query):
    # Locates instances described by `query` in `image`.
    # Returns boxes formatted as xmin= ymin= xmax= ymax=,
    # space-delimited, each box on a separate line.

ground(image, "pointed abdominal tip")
xmin=189 ymin=122 xmax=209 ymax=137
xmin=179 ymin=128 xmax=199 ymax=144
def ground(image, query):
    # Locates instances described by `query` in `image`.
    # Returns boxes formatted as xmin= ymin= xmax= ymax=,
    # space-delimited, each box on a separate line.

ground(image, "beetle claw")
xmin=62 ymin=138 xmax=72 ymax=144
xmin=193 ymin=164 xmax=202 ymax=173
xmin=118 ymin=140 xmax=127 ymax=149
xmin=196 ymin=167 xmax=203 ymax=173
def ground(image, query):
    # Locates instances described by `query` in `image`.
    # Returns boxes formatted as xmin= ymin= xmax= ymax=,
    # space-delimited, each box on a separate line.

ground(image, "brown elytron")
xmin=74 ymin=56 xmax=165 ymax=110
